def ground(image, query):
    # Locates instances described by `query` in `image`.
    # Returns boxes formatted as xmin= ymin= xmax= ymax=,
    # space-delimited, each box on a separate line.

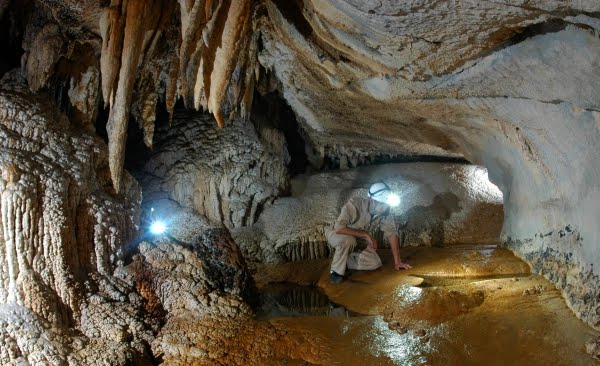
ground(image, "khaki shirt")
xmin=333 ymin=197 xmax=398 ymax=241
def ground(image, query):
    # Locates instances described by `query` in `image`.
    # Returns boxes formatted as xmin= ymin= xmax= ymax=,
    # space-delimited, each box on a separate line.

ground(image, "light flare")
xmin=387 ymin=193 xmax=400 ymax=207
xmin=150 ymin=220 xmax=166 ymax=235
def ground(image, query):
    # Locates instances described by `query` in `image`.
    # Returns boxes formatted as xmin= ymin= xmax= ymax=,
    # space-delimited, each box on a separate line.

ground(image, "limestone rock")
xmin=137 ymin=109 xmax=288 ymax=229
xmin=586 ymin=337 xmax=600 ymax=361
xmin=115 ymin=200 xmax=255 ymax=317
xmin=522 ymin=285 xmax=546 ymax=296
xmin=113 ymin=200 xmax=257 ymax=362
xmin=0 ymin=72 xmax=152 ymax=365
xmin=0 ymin=71 xmax=139 ymax=321
xmin=24 ymin=23 xmax=64 ymax=92
xmin=0 ymin=304 xmax=151 ymax=366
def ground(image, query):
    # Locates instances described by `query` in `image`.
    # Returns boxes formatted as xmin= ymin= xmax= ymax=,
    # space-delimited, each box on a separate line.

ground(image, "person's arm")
xmin=334 ymin=199 xmax=379 ymax=249
xmin=335 ymin=227 xmax=378 ymax=249
xmin=389 ymin=234 xmax=412 ymax=270
xmin=381 ymin=215 xmax=412 ymax=270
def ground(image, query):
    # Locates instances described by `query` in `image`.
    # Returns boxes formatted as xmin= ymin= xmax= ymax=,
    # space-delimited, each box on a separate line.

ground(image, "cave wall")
xmin=0 ymin=72 xmax=158 ymax=364
xmin=0 ymin=72 xmax=141 ymax=324
xmin=136 ymin=108 xmax=289 ymax=229
xmin=0 ymin=0 xmax=597 ymax=352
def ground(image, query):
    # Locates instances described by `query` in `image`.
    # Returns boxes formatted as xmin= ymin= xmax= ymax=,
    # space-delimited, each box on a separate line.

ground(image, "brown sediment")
xmin=193 ymin=246 xmax=598 ymax=365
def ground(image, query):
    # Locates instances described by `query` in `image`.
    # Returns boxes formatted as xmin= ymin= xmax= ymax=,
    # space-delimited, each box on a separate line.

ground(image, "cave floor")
xmin=246 ymin=245 xmax=599 ymax=366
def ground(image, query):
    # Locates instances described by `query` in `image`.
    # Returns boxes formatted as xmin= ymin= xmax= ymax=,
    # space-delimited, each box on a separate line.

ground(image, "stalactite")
xmin=99 ymin=2 xmax=124 ymax=108
xmin=240 ymin=31 xmax=259 ymax=120
xmin=178 ymin=0 xmax=207 ymax=103
xmin=165 ymin=51 xmax=179 ymax=121
xmin=207 ymin=0 xmax=252 ymax=128
xmin=105 ymin=0 xmax=147 ymax=193
xmin=75 ymin=0 xmax=262 ymax=192
xmin=193 ymin=0 xmax=225 ymax=112
xmin=103 ymin=0 xmax=167 ymax=192
xmin=98 ymin=0 xmax=257 ymax=189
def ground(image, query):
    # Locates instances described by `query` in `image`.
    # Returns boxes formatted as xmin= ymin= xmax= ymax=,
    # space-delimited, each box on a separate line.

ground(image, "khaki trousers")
xmin=327 ymin=231 xmax=357 ymax=276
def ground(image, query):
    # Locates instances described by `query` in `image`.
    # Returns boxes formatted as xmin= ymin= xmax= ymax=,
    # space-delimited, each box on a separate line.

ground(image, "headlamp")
xmin=386 ymin=193 xmax=400 ymax=207
xmin=369 ymin=181 xmax=400 ymax=207
xmin=149 ymin=220 xmax=167 ymax=235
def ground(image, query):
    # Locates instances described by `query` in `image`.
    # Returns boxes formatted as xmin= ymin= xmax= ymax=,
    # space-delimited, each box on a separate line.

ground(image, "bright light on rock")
xmin=387 ymin=193 xmax=400 ymax=207
xmin=150 ymin=220 xmax=166 ymax=235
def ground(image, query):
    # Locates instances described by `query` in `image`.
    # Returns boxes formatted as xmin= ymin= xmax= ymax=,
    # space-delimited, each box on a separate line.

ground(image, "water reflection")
xmin=357 ymin=316 xmax=446 ymax=365
xmin=256 ymin=283 xmax=361 ymax=320
xmin=396 ymin=286 xmax=423 ymax=304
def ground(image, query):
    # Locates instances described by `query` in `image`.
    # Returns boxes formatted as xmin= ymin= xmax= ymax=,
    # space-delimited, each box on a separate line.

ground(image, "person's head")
xmin=368 ymin=182 xmax=391 ymax=214
xmin=368 ymin=181 xmax=389 ymax=200
xmin=369 ymin=181 xmax=399 ymax=211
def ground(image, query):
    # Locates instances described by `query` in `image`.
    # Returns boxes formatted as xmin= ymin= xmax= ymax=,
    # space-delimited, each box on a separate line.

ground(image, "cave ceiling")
xmin=3 ymin=0 xmax=600 ymax=189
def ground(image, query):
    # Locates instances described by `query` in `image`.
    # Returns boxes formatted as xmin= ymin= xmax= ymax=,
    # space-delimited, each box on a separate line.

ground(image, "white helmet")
xmin=368 ymin=182 xmax=390 ymax=202
xmin=368 ymin=182 xmax=400 ymax=207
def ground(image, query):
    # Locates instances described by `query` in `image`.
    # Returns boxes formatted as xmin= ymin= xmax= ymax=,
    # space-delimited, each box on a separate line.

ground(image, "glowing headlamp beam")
xmin=386 ymin=193 xmax=400 ymax=207
xmin=149 ymin=220 xmax=167 ymax=235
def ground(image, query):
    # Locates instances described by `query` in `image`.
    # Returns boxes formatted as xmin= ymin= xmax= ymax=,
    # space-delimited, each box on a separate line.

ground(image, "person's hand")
xmin=395 ymin=262 xmax=412 ymax=270
xmin=365 ymin=233 xmax=378 ymax=250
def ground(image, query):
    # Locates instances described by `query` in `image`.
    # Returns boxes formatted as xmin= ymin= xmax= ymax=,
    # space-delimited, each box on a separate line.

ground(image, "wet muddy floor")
xmin=251 ymin=245 xmax=599 ymax=365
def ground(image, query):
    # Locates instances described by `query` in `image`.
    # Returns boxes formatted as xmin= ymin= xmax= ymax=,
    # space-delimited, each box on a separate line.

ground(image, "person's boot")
xmin=330 ymin=271 xmax=344 ymax=284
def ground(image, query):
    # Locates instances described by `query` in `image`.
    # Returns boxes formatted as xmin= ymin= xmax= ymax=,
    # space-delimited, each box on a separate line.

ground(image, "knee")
xmin=328 ymin=233 xmax=356 ymax=249
xmin=338 ymin=236 xmax=356 ymax=249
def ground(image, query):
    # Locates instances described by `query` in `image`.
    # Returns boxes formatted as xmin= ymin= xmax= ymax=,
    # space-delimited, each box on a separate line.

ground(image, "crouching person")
xmin=326 ymin=182 xmax=412 ymax=284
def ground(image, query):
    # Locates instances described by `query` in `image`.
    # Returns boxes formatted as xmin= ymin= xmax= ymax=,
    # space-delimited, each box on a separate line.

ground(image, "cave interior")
xmin=0 ymin=0 xmax=599 ymax=365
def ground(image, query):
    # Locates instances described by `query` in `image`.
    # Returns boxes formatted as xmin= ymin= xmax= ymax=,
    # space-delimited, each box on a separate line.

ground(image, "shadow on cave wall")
xmin=397 ymin=192 xmax=462 ymax=247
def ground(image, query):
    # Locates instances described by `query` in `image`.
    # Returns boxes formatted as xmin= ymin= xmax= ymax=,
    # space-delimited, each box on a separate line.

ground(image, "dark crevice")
xmin=0 ymin=0 xmax=30 ymax=79
xmin=95 ymin=105 xmax=109 ymax=143
xmin=500 ymin=19 xmax=570 ymax=48
xmin=251 ymin=90 xmax=308 ymax=176
xmin=320 ymin=154 xmax=471 ymax=171
xmin=271 ymin=0 xmax=312 ymax=42
xmin=122 ymin=100 xmax=175 ymax=173
xmin=270 ymin=0 xmax=353 ymax=64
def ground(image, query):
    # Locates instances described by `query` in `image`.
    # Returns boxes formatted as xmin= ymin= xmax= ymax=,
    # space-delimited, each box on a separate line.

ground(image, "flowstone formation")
xmin=136 ymin=109 xmax=288 ymax=230
xmin=0 ymin=72 xmax=153 ymax=364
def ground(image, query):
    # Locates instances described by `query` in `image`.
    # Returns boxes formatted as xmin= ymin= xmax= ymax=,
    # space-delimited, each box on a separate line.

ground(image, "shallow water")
xmin=256 ymin=283 xmax=361 ymax=320
xmin=250 ymin=247 xmax=599 ymax=365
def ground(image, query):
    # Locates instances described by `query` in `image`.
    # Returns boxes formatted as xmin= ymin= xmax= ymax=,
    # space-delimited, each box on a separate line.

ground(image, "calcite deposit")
xmin=0 ymin=72 xmax=153 ymax=364
xmin=136 ymin=109 xmax=288 ymax=229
